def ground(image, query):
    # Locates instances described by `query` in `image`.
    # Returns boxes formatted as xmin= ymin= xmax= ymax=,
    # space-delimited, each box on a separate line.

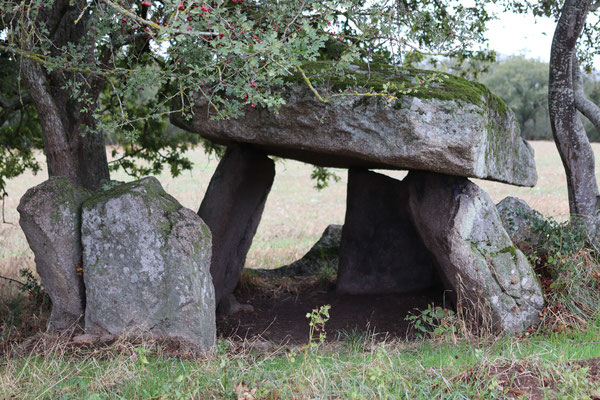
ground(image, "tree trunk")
xmin=548 ymin=0 xmax=599 ymax=230
xmin=20 ymin=0 xmax=109 ymax=191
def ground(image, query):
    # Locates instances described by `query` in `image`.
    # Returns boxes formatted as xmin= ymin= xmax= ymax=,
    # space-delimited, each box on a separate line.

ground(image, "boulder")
xmin=256 ymin=224 xmax=342 ymax=278
xmin=337 ymin=169 xmax=438 ymax=295
xmin=81 ymin=177 xmax=215 ymax=349
xmin=198 ymin=144 xmax=275 ymax=307
xmin=18 ymin=178 xmax=91 ymax=330
xmin=496 ymin=197 xmax=541 ymax=247
xmin=405 ymin=171 xmax=544 ymax=334
xmin=172 ymin=62 xmax=537 ymax=187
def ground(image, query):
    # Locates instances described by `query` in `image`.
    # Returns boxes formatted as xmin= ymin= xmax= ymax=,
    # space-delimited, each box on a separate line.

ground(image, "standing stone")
xmin=336 ymin=169 xmax=438 ymax=295
xmin=82 ymin=177 xmax=215 ymax=349
xmin=496 ymin=197 xmax=541 ymax=247
xmin=199 ymin=143 xmax=275 ymax=308
xmin=405 ymin=171 xmax=544 ymax=334
xmin=256 ymin=224 xmax=342 ymax=277
xmin=18 ymin=178 xmax=91 ymax=331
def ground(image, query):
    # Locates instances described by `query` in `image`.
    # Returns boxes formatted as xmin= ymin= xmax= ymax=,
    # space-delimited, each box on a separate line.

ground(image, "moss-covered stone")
xmin=287 ymin=61 xmax=509 ymax=115
xmin=18 ymin=178 xmax=92 ymax=331
xmin=81 ymin=176 xmax=215 ymax=349
xmin=172 ymin=60 xmax=537 ymax=187
xmin=405 ymin=171 xmax=544 ymax=335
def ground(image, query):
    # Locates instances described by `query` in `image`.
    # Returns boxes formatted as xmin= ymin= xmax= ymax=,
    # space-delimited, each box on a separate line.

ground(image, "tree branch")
xmin=0 ymin=275 xmax=25 ymax=287
xmin=0 ymin=94 xmax=31 ymax=111
xmin=572 ymin=53 xmax=600 ymax=130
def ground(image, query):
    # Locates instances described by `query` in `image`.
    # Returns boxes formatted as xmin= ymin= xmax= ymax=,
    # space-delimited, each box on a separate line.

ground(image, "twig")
xmin=0 ymin=275 xmax=25 ymax=287
xmin=2 ymin=193 xmax=15 ymax=226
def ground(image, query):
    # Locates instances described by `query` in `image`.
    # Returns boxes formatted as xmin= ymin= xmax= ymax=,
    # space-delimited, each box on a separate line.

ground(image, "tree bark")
xmin=549 ymin=0 xmax=599 ymax=229
xmin=19 ymin=0 xmax=109 ymax=190
xmin=573 ymin=55 xmax=600 ymax=130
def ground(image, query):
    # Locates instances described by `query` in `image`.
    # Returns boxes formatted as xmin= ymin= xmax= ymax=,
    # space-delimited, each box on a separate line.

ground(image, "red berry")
xmin=177 ymin=3 xmax=184 ymax=10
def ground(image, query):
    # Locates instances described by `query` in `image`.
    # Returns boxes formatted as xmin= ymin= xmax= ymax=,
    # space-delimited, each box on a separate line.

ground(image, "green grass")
xmin=2 ymin=320 xmax=600 ymax=399
xmin=3 ymin=141 xmax=600 ymax=398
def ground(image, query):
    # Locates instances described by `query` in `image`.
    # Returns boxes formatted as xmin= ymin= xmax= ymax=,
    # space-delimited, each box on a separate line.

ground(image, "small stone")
xmin=217 ymin=294 xmax=254 ymax=315
xmin=496 ymin=197 xmax=541 ymax=247
xmin=249 ymin=340 xmax=273 ymax=352
xmin=256 ymin=224 xmax=342 ymax=277
xmin=72 ymin=334 xmax=97 ymax=344
xmin=99 ymin=334 xmax=116 ymax=343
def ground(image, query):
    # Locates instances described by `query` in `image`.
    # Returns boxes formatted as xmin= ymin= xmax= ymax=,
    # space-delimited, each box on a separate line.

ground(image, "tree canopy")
xmin=0 ymin=0 xmax=495 ymax=192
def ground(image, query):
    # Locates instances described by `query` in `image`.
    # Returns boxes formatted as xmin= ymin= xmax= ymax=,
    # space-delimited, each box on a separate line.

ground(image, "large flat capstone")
xmin=81 ymin=177 xmax=216 ymax=349
xmin=172 ymin=62 xmax=537 ymax=187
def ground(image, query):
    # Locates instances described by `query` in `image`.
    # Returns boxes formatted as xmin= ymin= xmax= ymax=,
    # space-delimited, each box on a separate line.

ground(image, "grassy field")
xmin=0 ymin=140 xmax=586 ymax=281
xmin=1 ymin=140 xmax=600 ymax=399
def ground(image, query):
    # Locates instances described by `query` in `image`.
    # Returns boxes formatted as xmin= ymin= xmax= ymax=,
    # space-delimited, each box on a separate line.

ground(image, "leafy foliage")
xmin=405 ymin=304 xmax=458 ymax=339
xmin=0 ymin=54 xmax=42 ymax=198
xmin=0 ymin=0 xmax=497 ymax=185
xmin=523 ymin=212 xmax=600 ymax=330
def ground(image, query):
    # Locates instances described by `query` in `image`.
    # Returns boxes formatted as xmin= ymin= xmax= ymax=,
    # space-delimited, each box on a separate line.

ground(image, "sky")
xmin=485 ymin=10 xmax=557 ymax=62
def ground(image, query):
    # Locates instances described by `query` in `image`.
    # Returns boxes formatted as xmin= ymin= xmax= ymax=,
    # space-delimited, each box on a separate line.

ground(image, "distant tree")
xmin=479 ymin=56 xmax=550 ymax=139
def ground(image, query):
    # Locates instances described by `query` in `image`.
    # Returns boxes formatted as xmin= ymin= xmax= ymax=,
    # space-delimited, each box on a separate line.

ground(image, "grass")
xmin=1 ymin=321 xmax=600 ymax=399
xmin=2 ymin=140 xmax=600 ymax=398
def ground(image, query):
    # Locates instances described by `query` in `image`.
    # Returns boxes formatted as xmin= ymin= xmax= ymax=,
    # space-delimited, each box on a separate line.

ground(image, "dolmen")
xmin=172 ymin=62 xmax=543 ymax=334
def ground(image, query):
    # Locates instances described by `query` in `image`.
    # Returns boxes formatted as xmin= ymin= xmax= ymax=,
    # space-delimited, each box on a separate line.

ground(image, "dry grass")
xmin=0 ymin=140 xmax=591 ymax=284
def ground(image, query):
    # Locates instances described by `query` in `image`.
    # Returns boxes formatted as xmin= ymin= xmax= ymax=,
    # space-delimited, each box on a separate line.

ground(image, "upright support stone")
xmin=337 ymin=169 xmax=438 ymax=295
xmin=18 ymin=178 xmax=91 ymax=330
xmin=199 ymin=143 xmax=275 ymax=309
xmin=82 ymin=177 xmax=216 ymax=349
xmin=404 ymin=171 xmax=544 ymax=334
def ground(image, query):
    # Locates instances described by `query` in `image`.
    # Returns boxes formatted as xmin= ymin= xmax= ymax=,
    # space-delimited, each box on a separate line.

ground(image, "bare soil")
xmin=217 ymin=282 xmax=445 ymax=343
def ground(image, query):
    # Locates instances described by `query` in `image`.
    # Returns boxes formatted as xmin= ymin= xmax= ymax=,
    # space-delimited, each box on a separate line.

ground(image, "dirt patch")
xmin=217 ymin=282 xmax=445 ymax=344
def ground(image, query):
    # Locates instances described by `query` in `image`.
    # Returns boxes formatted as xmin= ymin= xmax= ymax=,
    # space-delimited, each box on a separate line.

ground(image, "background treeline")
xmin=476 ymin=56 xmax=600 ymax=141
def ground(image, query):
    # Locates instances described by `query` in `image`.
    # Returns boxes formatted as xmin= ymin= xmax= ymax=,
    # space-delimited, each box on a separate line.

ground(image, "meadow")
xmin=0 ymin=140 xmax=580 ymax=280
xmin=1 ymin=141 xmax=600 ymax=399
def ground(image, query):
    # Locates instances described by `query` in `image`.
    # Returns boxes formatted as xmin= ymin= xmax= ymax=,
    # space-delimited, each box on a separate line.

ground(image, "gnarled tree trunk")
xmin=548 ymin=0 xmax=599 ymax=232
xmin=20 ymin=0 xmax=109 ymax=190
